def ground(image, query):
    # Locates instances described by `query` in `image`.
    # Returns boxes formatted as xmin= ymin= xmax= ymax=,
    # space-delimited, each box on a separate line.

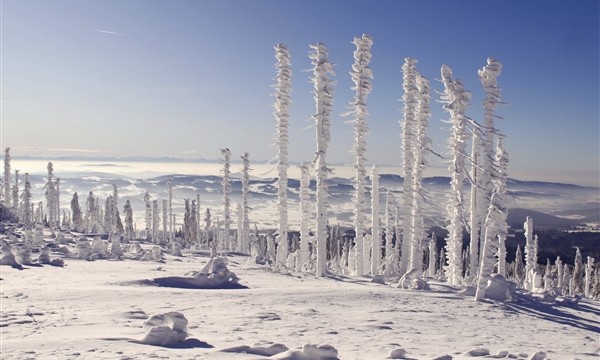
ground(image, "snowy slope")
xmin=1 ymin=250 xmax=598 ymax=360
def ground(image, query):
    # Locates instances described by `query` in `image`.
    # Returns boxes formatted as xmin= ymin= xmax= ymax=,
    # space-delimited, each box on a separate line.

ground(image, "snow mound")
xmin=483 ymin=274 xmax=516 ymax=301
xmin=221 ymin=342 xmax=289 ymax=356
xmin=463 ymin=347 xmax=490 ymax=356
xmin=0 ymin=241 xmax=21 ymax=268
xmin=141 ymin=312 xmax=189 ymax=346
xmin=270 ymin=344 xmax=339 ymax=360
xmin=397 ymin=269 xmax=430 ymax=290
xmin=387 ymin=347 xmax=408 ymax=359
xmin=528 ymin=351 xmax=547 ymax=360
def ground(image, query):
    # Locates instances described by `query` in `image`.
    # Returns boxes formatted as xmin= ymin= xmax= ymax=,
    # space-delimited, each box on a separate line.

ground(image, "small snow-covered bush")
xmin=141 ymin=312 xmax=189 ymax=346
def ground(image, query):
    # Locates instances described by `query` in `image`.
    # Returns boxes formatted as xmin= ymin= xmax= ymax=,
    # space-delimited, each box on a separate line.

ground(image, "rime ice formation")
xmin=309 ymin=42 xmax=334 ymax=277
xmin=271 ymin=344 xmax=339 ymax=360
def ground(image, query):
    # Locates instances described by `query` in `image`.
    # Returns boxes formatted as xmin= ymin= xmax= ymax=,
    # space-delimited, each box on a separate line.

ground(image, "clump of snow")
xmin=432 ymin=355 xmax=453 ymax=360
xmin=141 ymin=312 xmax=189 ymax=346
xmin=110 ymin=235 xmax=123 ymax=258
xmin=271 ymin=343 xmax=339 ymax=360
xmin=0 ymin=240 xmax=20 ymax=268
xmin=38 ymin=246 xmax=51 ymax=264
xmin=387 ymin=347 xmax=408 ymax=359
xmin=194 ymin=257 xmax=238 ymax=284
xmin=13 ymin=243 xmax=32 ymax=265
xmin=129 ymin=241 xmax=143 ymax=254
xmin=482 ymin=274 xmax=516 ymax=301
xmin=397 ymin=269 xmax=430 ymax=290
xmin=171 ymin=242 xmax=182 ymax=257
xmin=221 ymin=341 xmax=289 ymax=356
xmin=464 ymin=347 xmax=490 ymax=356
xmin=140 ymin=246 xmax=163 ymax=262
xmin=528 ymin=351 xmax=547 ymax=360
xmin=91 ymin=236 xmax=108 ymax=257
xmin=76 ymin=238 xmax=92 ymax=259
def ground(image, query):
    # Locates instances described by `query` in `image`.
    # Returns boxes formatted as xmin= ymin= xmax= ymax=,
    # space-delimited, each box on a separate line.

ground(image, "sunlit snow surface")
xmin=1 ymin=251 xmax=598 ymax=359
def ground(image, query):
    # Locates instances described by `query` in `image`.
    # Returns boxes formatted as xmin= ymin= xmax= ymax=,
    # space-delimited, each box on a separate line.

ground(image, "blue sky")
xmin=1 ymin=0 xmax=598 ymax=185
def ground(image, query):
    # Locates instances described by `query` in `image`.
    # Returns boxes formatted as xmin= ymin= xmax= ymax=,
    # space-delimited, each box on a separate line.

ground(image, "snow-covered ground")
xmin=2 ymin=247 xmax=598 ymax=360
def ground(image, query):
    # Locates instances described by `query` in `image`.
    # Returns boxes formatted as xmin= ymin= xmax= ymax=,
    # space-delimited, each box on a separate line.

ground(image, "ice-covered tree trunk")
xmin=346 ymin=34 xmax=373 ymax=276
xmin=21 ymin=173 xmax=32 ymax=229
xmin=111 ymin=184 xmax=118 ymax=234
xmin=162 ymin=199 xmax=168 ymax=243
xmin=196 ymin=194 xmax=202 ymax=248
xmin=407 ymin=74 xmax=431 ymax=276
xmin=524 ymin=216 xmax=535 ymax=290
xmin=497 ymin=233 xmax=507 ymax=277
xmin=71 ymin=192 xmax=83 ymax=232
xmin=3 ymin=147 xmax=11 ymax=207
xmin=440 ymin=65 xmax=471 ymax=286
xmin=468 ymin=132 xmax=482 ymax=278
xmin=12 ymin=170 xmax=19 ymax=218
xmin=298 ymin=162 xmax=311 ymax=272
xmin=144 ymin=192 xmax=152 ymax=240
xmin=399 ymin=58 xmax=419 ymax=275
xmin=370 ymin=165 xmax=380 ymax=276
xmin=273 ymin=44 xmax=292 ymax=266
xmin=556 ymin=256 xmax=564 ymax=290
xmin=167 ymin=178 xmax=174 ymax=242
xmin=585 ymin=256 xmax=594 ymax=298
xmin=573 ymin=247 xmax=584 ymax=295
xmin=428 ymin=232 xmax=437 ymax=277
xmin=310 ymin=43 xmax=335 ymax=277
xmin=236 ymin=203 xmax=243 ymax=251
xmin=241 ymin=153 xmax=251 ymax=254
xmin=475 ymin=137 xmax=509 ymax=300
xmin=221 ymin=148 xmax=232 ymax=251
xmin=85 ymin=191 xmax=96 ymax=232
xmin=384 ymin=190 xmax=397 ymax=276
xmin=124 ymin=200 xmax=134 ymax=240
xmin=478 ymin=58 xmax=503 ymax=241
xmin=152 ymin=200 xmax=159 ymax=243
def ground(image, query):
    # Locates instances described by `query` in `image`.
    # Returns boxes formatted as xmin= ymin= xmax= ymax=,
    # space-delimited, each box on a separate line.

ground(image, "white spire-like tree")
xmin=298 ymin=162 xmax=311 ymax=272
xmin=162 ymin=199 xmax=168 ymax=243
xmin=309 ymin=43 xmax=334 ymax=277
xmin=21 ymin=173 xmax=32 ymax=229
xmin=440 ymin=64 xmax=471 ymax=286
xmin=221 ymin=148 xmax=232 ymax=251
xmin=45 ymin=162 xmax=58 ymax=229
xmin=428 ymin=232 xmax=437 ymax=277
xmin=71 ymin=192 xmax=83 ymax=232
xmin=399 ymin=58 xmax=419 ymax=275
xmin=3 ymin=147 xmax=11 ymax=207
xmin=167 ymin=178 xmax=174 ymax=242
xmin=524 ymin=215 xmax=536 ymax=289
xmin=468 ymin=130 xmax=483 ymax=279
xmin=346 ymin=34 xmax=373 ymax=276
xmin=241 ymin=152 xmax=251 ymax=254
xmin=152 ymin=199 xmax=160 ymax=243
xmin=273 ymin=43 xmax=292 ymax=266
xmin=475 ymin=137 xmax=509 ymax=301
xmin=370 ymin=165 xmax=380 ymax=275
xmin=384 ymin=190 xmax=397 ymax=276
xmin=144 ymin=192 xmax=152 ymax=240
xmin=407 ymin=73 xmax=432 ymax=276
xmin=12 ymin=170 xmax=19 ymax=218
xmin=123 ymin=200 xmax=134 ymax=240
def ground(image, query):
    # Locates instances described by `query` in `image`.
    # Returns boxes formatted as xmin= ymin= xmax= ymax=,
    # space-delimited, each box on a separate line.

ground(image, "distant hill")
xmin=506 ymin=208 xmax=582 ymax=229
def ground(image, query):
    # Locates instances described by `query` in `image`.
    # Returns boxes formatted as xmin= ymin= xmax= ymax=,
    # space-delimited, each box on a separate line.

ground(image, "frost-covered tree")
xmin=384 ymin=190 xmax=398 ymax=276
xmin=144 ymin=192 xmax=152 ymax=240
xmin=572 ymin=247 xmax=584 ymax=295
xmin=12 ymin=170 xmax=19 ymax=217
xmin=21 ymin=173 xmax=32 ymax=228
xmin=370 ymin=165 xmax=380 ymax=275
xmin=428 ymin=232 xmax=437 ymax=277
xmin=3 ymin=147 xmax=11 ymax=207
xmin=475 ymin=138 xmax=509 ymax=301
xmin=152 ymin=200 xmax=160 ymax=243
xmin=111 ymin=184 xmax=119 ymax=233
xmin=221 ymin=148 xmax=232 ymax=251
xmin=162 ymin=199 xmax=168 ymax=243
xmin=399 ymin=58 xmax=419 ymax=275
xmin=70 ymin=192 xmax=83 ymax=232
xmin=556 ymin=256 xmax=564 ymax=291
xmin=407 ymin=73 xmax=432 ymax=276
xmin=273 ymin=44 xmax=292 ymax=265
xmin=309 ymin=43 xmax=335 ymax=277
xmin=45 ymin=162 xmax=58 ymax=229
xmin=123 ymin=200 xmax=134 ymax=240
xmin=241 ymin=153 xmax=251 ymax=254
xmin=167 ymin=178 xmax=174 ymax=242
xmin=468 ymin=131 xmax=483 ymax=278
xmin=478 ymin=58 xmax=503 ymax=242
xmin=524 ymin=216 xmax=536 ymax=289
xmin=298 ymin=162 xmax=311 ymax=272
xmin=440 ymin=64 xmax=471 ymax=286
xmin=346 ymin=34 xmax=373 ymax=276
xmin=585 ymin=256 xmax=595 ymax=298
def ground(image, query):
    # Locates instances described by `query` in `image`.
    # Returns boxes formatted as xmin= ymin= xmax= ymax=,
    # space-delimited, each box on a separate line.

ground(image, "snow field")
xmin=1 ymin=249 xmax=598 ymax=359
